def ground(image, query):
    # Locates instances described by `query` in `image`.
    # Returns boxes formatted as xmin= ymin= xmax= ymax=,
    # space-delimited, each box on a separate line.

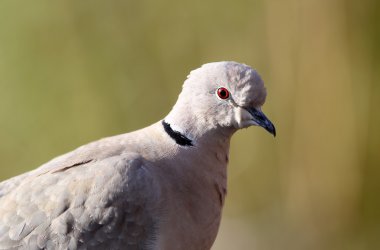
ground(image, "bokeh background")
xmin=0 ymin=0 xmax=379 ymax=249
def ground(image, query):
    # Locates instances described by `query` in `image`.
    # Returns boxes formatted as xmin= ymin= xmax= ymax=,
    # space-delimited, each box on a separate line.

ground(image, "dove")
xmin=0 ymin=61 xmax=275 ymax=250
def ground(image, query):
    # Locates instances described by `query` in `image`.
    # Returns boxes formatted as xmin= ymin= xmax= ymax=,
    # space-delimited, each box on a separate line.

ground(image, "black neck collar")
xmin=162 ymin=120 xmax=193 ymax=147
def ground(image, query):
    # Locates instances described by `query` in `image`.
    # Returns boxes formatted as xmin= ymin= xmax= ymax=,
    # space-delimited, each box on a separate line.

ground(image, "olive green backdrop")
xmin=0 ymin=1 xmax=379 ymax=249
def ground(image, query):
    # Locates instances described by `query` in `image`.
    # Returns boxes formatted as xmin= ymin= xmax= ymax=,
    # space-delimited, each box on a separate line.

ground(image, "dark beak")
xmin=246 ymin=107 xmax=276 ymax=137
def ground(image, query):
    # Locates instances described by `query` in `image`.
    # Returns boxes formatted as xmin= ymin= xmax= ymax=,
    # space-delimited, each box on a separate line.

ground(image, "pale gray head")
xmin=165 ymin=61 xmax=275 ymax=140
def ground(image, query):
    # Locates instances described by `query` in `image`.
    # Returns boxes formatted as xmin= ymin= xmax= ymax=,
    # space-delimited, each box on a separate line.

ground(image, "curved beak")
xmin=246 ymin=107 xmax=276 ymax=137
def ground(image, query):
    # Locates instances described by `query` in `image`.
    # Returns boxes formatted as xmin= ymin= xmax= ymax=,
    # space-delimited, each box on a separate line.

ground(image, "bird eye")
xmin=216 ymin=87 xmax=230 ymax=100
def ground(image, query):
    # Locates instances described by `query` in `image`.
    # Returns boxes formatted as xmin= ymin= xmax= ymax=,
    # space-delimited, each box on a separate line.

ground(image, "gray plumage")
xmin=0 ymin=61 xmax=275 ymax=250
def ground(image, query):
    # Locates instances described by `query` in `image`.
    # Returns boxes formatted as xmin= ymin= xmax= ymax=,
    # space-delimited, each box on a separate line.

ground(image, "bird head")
xmin=166 ymin=61 xmax=276 ymax=139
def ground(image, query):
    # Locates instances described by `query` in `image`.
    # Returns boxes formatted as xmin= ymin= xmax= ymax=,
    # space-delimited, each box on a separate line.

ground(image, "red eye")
xmin=217 ymin=87 xmax=230 ymax=99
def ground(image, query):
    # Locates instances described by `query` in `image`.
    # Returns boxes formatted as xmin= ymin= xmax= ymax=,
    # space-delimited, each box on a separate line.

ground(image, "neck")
xmin=162 ymin=120 xmax=193 ymax=146
xmin=163 ymin=109 xmax=236 ymax=149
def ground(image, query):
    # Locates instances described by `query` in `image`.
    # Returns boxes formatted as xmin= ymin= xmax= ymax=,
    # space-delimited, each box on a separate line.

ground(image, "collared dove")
xmin=0 ymin=61 xmax=275 ymax=250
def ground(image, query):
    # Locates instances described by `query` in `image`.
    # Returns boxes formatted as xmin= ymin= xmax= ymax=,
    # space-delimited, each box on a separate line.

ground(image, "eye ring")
xmin=216 ymin=87 xmax=230 ymax=100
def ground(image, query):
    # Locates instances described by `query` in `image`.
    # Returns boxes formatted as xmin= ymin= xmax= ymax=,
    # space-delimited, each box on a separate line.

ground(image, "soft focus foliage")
xmin=0 ymin=0 xmax=379 ymax=249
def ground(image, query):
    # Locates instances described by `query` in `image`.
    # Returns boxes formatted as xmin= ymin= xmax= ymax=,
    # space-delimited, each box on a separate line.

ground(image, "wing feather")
xmin=0 ymin=153 xmax=160 ymax=250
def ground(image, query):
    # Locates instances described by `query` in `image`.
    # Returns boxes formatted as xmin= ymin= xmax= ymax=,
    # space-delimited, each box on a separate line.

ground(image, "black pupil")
xmin=220 ymin=89 xmax=227 ymax=97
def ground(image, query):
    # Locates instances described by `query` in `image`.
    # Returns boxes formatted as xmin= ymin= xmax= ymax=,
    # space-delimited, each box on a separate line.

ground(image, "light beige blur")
xmin=0 ymin=0 xmax=379 ymax=250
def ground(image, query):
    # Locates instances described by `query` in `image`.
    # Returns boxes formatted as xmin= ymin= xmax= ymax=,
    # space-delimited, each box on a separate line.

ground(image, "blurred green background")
xmin=0 ymin=0 xmax=379 ymax=249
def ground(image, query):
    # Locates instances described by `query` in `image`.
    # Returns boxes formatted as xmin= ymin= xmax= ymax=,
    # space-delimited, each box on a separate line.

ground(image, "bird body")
xmin=0 ymin=62 xmax=275 ymax=250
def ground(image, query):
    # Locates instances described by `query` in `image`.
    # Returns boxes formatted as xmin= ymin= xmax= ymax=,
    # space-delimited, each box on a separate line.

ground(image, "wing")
xmin=0 ymin=134 xmax=129 ymax=199
xmin=0 ymin=153 xmax=161 ymax=250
